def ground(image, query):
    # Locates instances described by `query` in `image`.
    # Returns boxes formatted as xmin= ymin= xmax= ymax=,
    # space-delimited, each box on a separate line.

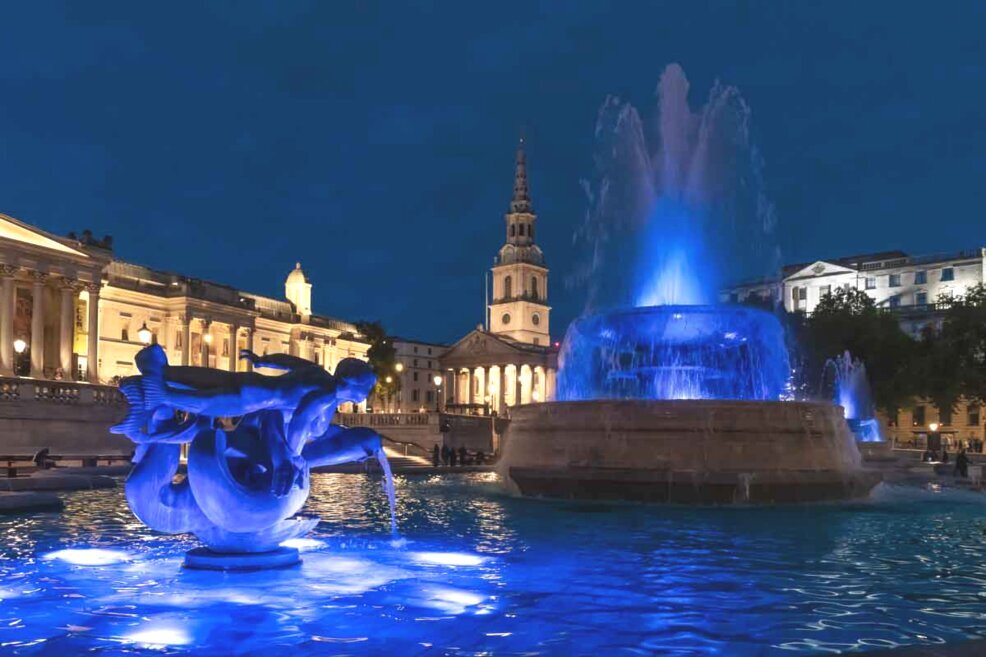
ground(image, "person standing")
xmin=432 ymin=444 xmax=440 ymax=467
xmin=449 ymin=446 xmax=457 ymax=467
xmin=955 ymin=448 xmax=970 ymax=478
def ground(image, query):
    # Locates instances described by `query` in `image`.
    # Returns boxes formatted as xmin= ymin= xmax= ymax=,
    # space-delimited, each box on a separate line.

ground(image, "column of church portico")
xmin=465 ymin=368 xmax=473 ymax=406
xmin=228 ymin=324 xmax=239 ymax=372
xmin=547 ymin=368 xmax=556 ymax=401
xmin=514 ymin=365 xmax=522 ymax=406
xmin=180 ymin=315 xmax=191 ymax=366
xmin=29 ymin=272 xmax=46 ymax=378
xmin=0 ymin=266 xmax=16 ymax=376
xmin=200 ymin=319 xmax=211 ymax=367
xmin=498 ymin=366 xmax=507 ymax=413
xmin=86 ymin=283 xmax=100 ymax=383
xmin=243 ymin=328 xmax=254 ymax=372
xmin=481 ymin=366 xmax=490 ymax=410
xmin=58 ymin=280 xmax=77 ymax=380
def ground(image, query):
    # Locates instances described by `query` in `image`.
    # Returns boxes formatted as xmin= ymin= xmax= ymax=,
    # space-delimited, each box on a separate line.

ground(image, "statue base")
xmin=183 ymin=546 xmax=301 ymax=571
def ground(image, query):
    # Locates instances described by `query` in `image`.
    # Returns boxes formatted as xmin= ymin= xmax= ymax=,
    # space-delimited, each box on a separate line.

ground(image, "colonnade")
xmin=0 ymin=265 xmax=99 ymax=382
xmin=444 ymin=364 xmax=556 ymax=414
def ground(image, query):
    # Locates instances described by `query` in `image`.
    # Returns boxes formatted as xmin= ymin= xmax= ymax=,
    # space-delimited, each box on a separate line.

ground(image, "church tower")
xmin=488 ymin=139 xmax=550 ymax=345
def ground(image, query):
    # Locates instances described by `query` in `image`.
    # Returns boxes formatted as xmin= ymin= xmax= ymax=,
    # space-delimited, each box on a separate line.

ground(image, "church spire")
xmin=510 ymin=138 xmax=532 ymax=214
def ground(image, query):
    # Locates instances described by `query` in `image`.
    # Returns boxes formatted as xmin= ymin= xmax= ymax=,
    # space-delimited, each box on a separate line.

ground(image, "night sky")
xmin=1 ymin=2 xmax=984 ymax=344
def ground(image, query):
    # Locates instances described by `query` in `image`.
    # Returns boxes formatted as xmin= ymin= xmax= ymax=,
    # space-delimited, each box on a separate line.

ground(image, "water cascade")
xmin=824 ymin=350 xmax=884 ymax=443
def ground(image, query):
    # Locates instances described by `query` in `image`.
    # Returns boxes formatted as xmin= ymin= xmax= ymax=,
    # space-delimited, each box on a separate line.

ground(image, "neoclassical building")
xmin=0 ymin=213 xmax=370 ymax=388
xmin=440 ymin=141 xmax=558 ymax=415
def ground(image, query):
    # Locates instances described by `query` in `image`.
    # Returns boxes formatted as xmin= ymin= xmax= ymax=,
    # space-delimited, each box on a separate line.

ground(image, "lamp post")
xmin=12 ymin=339 xmax=27 ymax=376
xmin=433 ymin=374 xmax=442 ymax=413
xmin=137 ymin=322 xmax=152 ymax=345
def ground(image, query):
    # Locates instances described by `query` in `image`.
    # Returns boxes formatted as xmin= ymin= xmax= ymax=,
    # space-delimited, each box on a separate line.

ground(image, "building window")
xmin=914 ymin=271 xmax=927 ymax=284
xmin=413 ymin=346 xmax=418 ymax=354
xmin=531 ymin=276 xmax=539 ymax=301
xmin=412 ymin=389 xmax=419 ymax=402
xmin=413 ymin=358 xmax=418 ymax=367
xmin=820 ymin=285 xmax=831 ymax=298
xmin=121 ymin=327 xmax=129 ymax=341
xmin=916 ymin=291 xmax=928 ymax=305
xmin=913 ymin=405 xmax=925 ymax=426
xmin=504 ymin=275 xmax=512 ymax=299
xmin=427 ymin=348 xmax=432 ymax=355
xmin=533 ymin=338 xmax=540 ymax=345
xmin=510 ymin=224 xmax=515 ymax=237
xmin=888 ymin=274 xmax=901 ymax=287
xmin=968 ymin=405 xmax=980 ymax=426
xmin=518 ymin=224 xmax=525 ymax=237
xmin=889 ymin=295 xmax=901 ymax=308
xmin=532 ymin=313 xmax=540 ymax=326
xmin=865 ymin=277 xmax=877 ymax=290
xmin=502 ymin=313 xmax=511 ymax=325
xmin=798 ymin=288 xmax=807 ymax=301
xmin=941 ymin=267 xmax=954 ymax=282
xmin=939 ymin=406 xmax=952 ymax=426
xmin=426 ymin=390 xmax=433 ymax=403
xmin=413 ymin=371 xmax=419 ymax=382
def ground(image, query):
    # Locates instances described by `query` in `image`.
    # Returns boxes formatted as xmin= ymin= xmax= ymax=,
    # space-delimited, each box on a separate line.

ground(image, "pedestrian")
xmin=432 ymin=444 xmax=440 ymax=467
xmin=449 ymin=447 xmax=457 ymax=467
xmin=955 ymin=448 xmax=970 ymax=478
xmin=941 ymin=446 xmax=949 ymax=464
xmin=441 ymin=445 xmax=450 ymax=466
xmin=458 ymin=446 xmax=467 ymax=466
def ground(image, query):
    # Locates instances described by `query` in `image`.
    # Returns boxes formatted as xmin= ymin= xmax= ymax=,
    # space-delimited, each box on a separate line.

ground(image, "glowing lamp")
xmin=385 ymin=375 xmax=393 ymax=384
xmin=394 ymin=362 xmax=404 ymax=373
xmin=137 ymin=322 xmax=152 ymax=345
xmin=532 ymin=390 xmax=541 ymax=402
xmin=12 ymin=339 xmax=26 ymax=354
xmin=203 ymin=333 xmax=213 ymax=344
xmin=929 ymin=422 xmax=939 ymax=432
xmin=433 ymin=375 xmax=443 ymax=386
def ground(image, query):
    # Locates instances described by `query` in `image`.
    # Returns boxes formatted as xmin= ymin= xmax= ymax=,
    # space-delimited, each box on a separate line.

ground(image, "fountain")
xmin=500 ymin=64 xmax=880 ymax=503
xmin=111 ymin=344 xmax=395 ymax=570
xmin=824 ymin=350 xmax=893 ymax=461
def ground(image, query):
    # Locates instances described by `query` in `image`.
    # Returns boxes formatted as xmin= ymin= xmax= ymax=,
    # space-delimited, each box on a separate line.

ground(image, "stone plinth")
xmin=499 ymin=400 xmax=880 ymax=504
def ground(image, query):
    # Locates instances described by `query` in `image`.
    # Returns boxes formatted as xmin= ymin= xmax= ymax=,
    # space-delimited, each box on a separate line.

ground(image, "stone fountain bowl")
xmin=499 ymin=399 xmax=881 ymax=504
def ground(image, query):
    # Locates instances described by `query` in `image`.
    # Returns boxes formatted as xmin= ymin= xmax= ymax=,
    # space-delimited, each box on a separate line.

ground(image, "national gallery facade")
xmin=0 ymin=213 xmax=369 ymax=389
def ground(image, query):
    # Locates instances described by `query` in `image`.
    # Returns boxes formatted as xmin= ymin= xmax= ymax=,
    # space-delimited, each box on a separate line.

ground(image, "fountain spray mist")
xmin=572 ymin=63 xmax=779 ymax=311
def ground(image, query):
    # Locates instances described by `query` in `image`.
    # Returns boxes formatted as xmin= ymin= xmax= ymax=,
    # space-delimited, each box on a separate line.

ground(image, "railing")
xmin=0 ymin=377 xmax=125 ymax=405
xmin=336 ymin=412 xmax=437 ymax=427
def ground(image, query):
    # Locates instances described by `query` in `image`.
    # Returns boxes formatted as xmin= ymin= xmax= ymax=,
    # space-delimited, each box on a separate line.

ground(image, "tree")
xmin=355 ymin=321 xmax=398 ymax=406
xmin=925 ymin=284 xmax=986 ymax=406
xmin=803 ymin=287 xmax=918 ymax=414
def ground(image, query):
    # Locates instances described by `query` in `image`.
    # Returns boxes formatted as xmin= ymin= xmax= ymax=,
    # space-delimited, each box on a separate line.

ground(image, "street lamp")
xmin=433 ymin=374 xmax=443 ymax=412
xmin=929 ymin=422 xmax=940 ymax=432
xmin=13 ymin=339 xmax=26 ymax=354
xmin=394 ymin=362 xmax=404 ymax=373
xmin=137 ymin=322 xmax=152 ymax=345
xmin=385 ymin=375 xmax=393 ymax=384
xmin=203 ymin=333 xmax=213 ymax=344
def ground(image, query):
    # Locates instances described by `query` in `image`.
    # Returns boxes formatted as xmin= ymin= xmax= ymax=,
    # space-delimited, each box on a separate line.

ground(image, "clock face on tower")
xmin=502 ymin=313 xmax=511 ymax=325
xmin=532 ymin=313 xmax=540 ymax=326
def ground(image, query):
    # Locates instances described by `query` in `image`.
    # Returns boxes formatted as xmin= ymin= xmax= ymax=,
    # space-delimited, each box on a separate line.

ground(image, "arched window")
xmin=519 ymin=224 xmax=525 ymax=237
xmin=504 ymin=275 xmax=512 ymax=299
xmin=531 ymin=276 xmax=539 ymax=300
xmin=510 ymin=224 xmax=515 ymax=237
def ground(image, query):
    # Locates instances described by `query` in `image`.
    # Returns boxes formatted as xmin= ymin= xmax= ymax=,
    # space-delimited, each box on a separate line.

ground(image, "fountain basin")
xmin=500 ymin=400 xmax=880 ymax=503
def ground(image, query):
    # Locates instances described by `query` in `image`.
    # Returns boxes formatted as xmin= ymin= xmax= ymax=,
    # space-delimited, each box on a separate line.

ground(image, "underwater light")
xmin=127 ymin=627 xmax=192 ymax=647
xmin=412 ymin=551 xmax=485 ymax=567
xmin=280 ymin=538 xmax=326 ymax=551
xmin=44 ymin=548 xmax=130 ymax=566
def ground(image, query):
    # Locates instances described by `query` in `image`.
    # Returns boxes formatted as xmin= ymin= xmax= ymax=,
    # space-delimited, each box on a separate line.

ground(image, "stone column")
xmin=180 ymin=314 xmax=191 ymax=366
xmin=243 ymin=328 xmax=254 ymax=372
xmin=498 ymin=366 xmax=507 ymax=413
xmin=450 ymin=370 xmax=458 ymax=406
xmin=228 ymin=324 xmax=239 ymax=372
xmin=200 ymin=319 xmax=211 ymax=368
xmin=30 ymin=272 xmax=47 ymax=378
xmin=465 ymin=368 xmax=473 ymax=407
xmin=59 ymin=280 xmax=77 ymax=380
xmin=0 ymin=266 xmax=16 ymax=376
xmin=514 ymin=364 xmax=522 ymax=406
xmin=547 ymin=368 xmax=556 ymax=401
xmin=86 ymin=282 xmax=100 ymax=383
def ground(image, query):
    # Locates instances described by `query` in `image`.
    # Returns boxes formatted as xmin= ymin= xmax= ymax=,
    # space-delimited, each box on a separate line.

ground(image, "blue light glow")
xmin=411 ymin=552 xmax=486 ymax=567
xmin=43 ymin=548 xmax=131 ymax=566
xmin=126 ymin=627 xmax=192 ymax=647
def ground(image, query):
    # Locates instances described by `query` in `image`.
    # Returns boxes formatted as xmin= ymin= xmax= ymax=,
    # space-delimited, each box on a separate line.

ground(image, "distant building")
xmin=380 ymin=337 xmax=447 ymax=413
xmin=724 ymin=248 xmax=986 ymax=336
xmin=440 ymin=140 xmax=558 ymax=416
xmin=724 ymin=247 xmax=986 ymax=451
xmin=0 ymin=213 xmax=370 ymax=394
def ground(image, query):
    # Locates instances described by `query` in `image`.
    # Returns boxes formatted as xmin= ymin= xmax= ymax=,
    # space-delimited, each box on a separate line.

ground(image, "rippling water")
xmin=1 ymin=475 xmax=985 ymax=655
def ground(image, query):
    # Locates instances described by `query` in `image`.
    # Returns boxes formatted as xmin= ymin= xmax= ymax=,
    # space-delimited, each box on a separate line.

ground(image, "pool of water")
xmin=1 ymin=474 xmax=985 ymax=655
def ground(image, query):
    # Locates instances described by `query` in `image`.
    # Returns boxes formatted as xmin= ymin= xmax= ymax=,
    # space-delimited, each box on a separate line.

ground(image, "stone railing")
xmin=0 ymin=377 xmax=125 ymax=405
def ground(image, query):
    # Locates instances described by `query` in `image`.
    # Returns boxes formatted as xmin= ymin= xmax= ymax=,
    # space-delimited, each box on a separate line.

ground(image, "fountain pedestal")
xmin=183 ymin=546 xmax=301 ymax=571
xmin=500 ymin=400 xmax=881 ymax=504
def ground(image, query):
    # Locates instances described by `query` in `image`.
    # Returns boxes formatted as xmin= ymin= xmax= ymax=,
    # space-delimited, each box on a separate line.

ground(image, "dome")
xmin=286 ymin=262 xmax=308 ymax=285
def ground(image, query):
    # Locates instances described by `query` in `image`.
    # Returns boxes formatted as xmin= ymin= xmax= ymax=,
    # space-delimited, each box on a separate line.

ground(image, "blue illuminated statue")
xmin=111 ymin=345 xmax=387 ymax=562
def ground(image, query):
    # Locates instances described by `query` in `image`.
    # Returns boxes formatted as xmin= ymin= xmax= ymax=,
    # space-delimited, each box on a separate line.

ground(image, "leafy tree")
xmin=803 ymin=287 xmax=918 ymax=414
xmin=923 ymin=283 xmax=986 ymax=407
xmin=355 ymin=321 xmax=398 ymax=405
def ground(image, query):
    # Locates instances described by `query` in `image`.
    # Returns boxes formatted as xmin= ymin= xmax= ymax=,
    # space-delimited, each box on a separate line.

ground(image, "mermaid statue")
xmin=111 ymin=344 xmax=388 ymax=567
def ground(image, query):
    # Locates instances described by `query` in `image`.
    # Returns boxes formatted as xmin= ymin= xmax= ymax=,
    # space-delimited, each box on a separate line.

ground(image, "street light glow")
xmin=433 ymin=375 xmax=443 ymax=386
xmin=12 ymin=339 xmax=26 ymax=354
xmin=137 ymin=322 xmax=152 ymax=345
xmin=395 ymin=362 xmax=404 ymax=372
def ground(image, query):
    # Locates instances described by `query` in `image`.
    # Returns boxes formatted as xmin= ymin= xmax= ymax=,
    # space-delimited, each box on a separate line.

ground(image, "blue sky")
xmin=1 ymin=1 xmax=984 ymax=343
